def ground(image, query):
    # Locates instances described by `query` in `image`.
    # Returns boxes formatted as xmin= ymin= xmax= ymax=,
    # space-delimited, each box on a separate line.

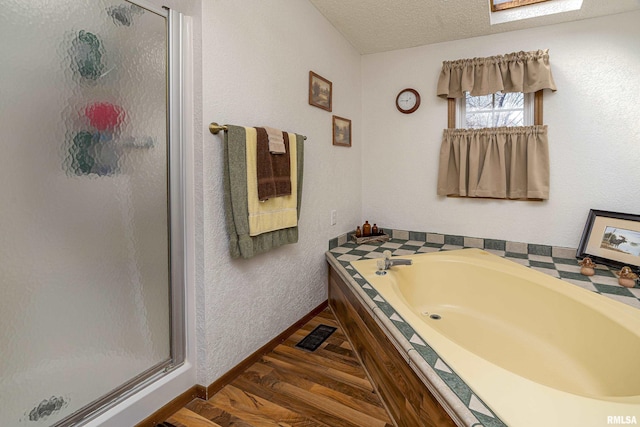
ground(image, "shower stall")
xmin=0 ymin=1 xmax=185 ymax=425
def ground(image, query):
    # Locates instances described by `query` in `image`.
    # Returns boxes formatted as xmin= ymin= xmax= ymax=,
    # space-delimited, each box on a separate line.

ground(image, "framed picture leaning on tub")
xmin=577 ymin=209 xmax=640 ymax=272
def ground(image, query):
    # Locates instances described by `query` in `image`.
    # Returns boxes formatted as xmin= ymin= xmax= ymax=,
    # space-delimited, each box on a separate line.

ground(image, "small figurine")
xmin=578 ymin=257 xmax=596 ymax=276
xmin=618 ymin=266 xmax=638 ymax=288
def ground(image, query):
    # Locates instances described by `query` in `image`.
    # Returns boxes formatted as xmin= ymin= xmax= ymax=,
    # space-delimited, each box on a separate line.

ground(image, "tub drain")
xmin=429 ymin=314 xmax=441 ymax=320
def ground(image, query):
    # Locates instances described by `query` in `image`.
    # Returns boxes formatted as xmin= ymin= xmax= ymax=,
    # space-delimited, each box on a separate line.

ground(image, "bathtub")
xmin=350 ymin=249 xmax=640 ymax=427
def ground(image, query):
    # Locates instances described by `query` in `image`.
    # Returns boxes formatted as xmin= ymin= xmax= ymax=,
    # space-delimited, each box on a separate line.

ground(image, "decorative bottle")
xmin=355 ymin=226 xmax=362 ymax=238
xmin=372 ymin=223 xmax=379 ymax=235
xmin=363 ymin=221 xmax=371 ymax=237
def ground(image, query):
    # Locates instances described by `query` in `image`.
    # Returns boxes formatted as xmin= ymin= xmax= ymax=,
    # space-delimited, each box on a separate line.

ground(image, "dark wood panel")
xmin=328 ymin=264 xmax=457 ymax=427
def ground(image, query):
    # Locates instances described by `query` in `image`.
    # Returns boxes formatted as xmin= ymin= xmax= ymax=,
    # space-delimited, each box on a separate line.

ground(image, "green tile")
xmin=399 ymin=244 xmax=421 ymax=251
xmin=484 ymin=239 xmax=506 ymax=251
xmin=424 ymin=242 xmax=444 ymax=248
xmin=409 ymin=231 xmax=427 ymax=241
xmin=347 ymin=249 xmax=369 ymax=257
xmin=594 ymin=268 xmax=616 ymax=277
xmin=412 ymin=343 xmax=439 ymax=366
xmin=559 ymin=270 xmax=590 ymax=281
xmin=393 ymin=321 xmax=416 ymax=340
xmin=328 ymin=238 xmax=338 ymax=250
xmin=505 ymin=252 xmax=528 ymax=259
xmin=376 ymin=300 xmax=395 ymax=317
xmin=438 ymin=371 xmax=472 ymax=406
xmin=593 ymin=283 xmax=634 ymax=297
xmin=553 ymin=257 xmax=579 ymax=265
xmin=444 ymin=234 xmax=465 ymax=246
xmin=529 ymin=260 xmax=556 ymax=269
xmin=528 ymin=244 xmax=552 ymax=256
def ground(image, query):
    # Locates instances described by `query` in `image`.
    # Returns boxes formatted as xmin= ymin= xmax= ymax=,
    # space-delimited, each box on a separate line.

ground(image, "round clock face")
xmin=396 ymin=89 xmax=420 ymax=114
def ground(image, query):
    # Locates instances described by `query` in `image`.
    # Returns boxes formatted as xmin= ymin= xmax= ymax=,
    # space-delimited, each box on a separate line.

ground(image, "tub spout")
xmin=381 ymin=250 xmax=413 ymax=270
xmin=385 ymin=258 xmax=413 ymax=269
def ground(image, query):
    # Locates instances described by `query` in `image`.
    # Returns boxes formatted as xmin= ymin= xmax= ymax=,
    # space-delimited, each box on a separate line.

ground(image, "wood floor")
xmin=163 ymin=308 xmax=394 ymax=427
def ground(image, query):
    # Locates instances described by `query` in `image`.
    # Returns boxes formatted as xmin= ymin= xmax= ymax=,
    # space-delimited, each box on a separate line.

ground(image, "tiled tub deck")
xmin=326 ymin=230 xmax=640 ymax=427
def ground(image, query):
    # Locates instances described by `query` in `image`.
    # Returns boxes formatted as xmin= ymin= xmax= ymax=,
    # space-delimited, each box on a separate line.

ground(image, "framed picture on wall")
xmin=577 ymin=209 xmax=640 ymax=271
xmin=332 ymin=115 xmax=351 ymax=147
xmin=309 ymin=71 xmax=332 ymax=112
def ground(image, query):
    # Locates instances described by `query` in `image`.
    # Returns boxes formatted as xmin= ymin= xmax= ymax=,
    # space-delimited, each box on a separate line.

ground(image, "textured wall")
xmin=361 ymin=11 xmax=640 ymax=248
xmin=200 ymin=0 xmax=362 ymax=385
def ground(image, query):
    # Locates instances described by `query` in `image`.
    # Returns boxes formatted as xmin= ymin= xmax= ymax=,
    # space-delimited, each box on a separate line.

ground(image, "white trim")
xmin=84 ymin=12 xmax=198 ymax=427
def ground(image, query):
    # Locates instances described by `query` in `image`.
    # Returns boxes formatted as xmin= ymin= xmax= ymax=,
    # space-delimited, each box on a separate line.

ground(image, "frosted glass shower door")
xmin=0 ymin=1 xmax=181 ymax=425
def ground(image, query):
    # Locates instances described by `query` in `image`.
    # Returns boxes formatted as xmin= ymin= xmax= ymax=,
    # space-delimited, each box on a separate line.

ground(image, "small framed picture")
xmin=332 ymin=115 xmax=351 ymax=147
xmin=309 ymin=71 xmax=332 ymax=112
xmin=577 ymin=209 xmax=640 ymax=271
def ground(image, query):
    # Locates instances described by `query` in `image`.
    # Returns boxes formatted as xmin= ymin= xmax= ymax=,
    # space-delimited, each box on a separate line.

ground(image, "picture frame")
xmin=332 ymin=115 xmax=351 ymax=147
xmin=577 ymin=209 xmax=640 ymax=271
xmin=309 ymin=71 xmax=332 ymax=112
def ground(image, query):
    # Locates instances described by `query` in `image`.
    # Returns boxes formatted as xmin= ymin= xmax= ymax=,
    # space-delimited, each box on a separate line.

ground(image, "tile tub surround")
xmin=326 ymin=231 xmax=640 ymax=427
xmin=328 ymin=230 xmax=640 ymax=309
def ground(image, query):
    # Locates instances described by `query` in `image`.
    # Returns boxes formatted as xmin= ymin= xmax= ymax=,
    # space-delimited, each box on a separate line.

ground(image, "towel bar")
xmin=209 ymin=122 xmax=307 ymax=140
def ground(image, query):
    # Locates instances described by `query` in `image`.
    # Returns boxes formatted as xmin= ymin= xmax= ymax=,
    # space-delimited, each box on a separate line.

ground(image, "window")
xmin=490 ymin=0 xmax=550 ymax=12
xmin=448 ymin=90 xmax=543 ymax=129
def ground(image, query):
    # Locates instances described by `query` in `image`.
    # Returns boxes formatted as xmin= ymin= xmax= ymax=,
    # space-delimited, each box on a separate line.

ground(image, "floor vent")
xmin=295 ymin=324 xmax=336 ymax=352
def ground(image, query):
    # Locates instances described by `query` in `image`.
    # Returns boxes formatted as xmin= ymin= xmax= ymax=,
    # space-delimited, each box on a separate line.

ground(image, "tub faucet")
xmin=378 ymin=250 xmax=413 ymax=270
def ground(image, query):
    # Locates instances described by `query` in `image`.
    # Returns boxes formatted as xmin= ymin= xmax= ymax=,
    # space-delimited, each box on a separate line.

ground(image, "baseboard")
xmin=134 ymin=385 xmax=205 ymax=427
xmin=134 ymin=300 xmax=328 ymax=426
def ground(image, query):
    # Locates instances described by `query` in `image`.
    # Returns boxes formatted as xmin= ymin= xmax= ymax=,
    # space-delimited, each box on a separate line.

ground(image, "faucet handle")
xmin=383 ymin=250 xmax=392 ymax=260
xmin=377 ymin=259 xmax=386 ymax=271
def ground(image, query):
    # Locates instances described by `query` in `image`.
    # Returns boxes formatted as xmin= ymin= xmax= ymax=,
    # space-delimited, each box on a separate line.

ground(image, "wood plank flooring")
xmin=163 ymin=309 xmax=394 ymax=427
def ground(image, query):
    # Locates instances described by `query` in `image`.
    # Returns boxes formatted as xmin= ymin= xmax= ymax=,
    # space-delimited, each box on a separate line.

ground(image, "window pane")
xmin=465 ymin=93 xmax=493 ymax=111
xmin=495 ymin=92 xmax=524 ymax=110
xmin=493 ymin=111 xmax=524 ymax=127
xmin=466 ymin=113 xmax=492 ymax=129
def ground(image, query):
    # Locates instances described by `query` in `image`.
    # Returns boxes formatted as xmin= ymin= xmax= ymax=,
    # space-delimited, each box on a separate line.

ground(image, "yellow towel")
xmin=245 ymin=127 xmax=297 ymax=236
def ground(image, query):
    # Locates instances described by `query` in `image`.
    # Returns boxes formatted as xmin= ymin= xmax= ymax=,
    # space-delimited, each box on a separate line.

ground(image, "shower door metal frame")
xmin=51 ymin=2 xmax=186 ymax=425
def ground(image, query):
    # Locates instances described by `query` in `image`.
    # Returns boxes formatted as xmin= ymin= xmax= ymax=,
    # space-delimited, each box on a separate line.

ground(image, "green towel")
xmin=223 ymin=125 xmax=304 ymax=259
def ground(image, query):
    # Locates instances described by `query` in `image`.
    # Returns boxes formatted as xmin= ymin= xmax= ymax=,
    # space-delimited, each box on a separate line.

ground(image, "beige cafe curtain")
xmin=437 ymin=49 xmax=557 ymax=98
xmin=437 ymin=126 xmax=549 ymax=200
xmin=436 ymin=49 xmax=556 ymax=200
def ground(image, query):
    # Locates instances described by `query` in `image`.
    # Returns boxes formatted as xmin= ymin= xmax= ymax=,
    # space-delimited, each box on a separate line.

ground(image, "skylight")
xmin=491 ymin=0 xmax=550 ymax=12
xmin=490 ymin=0 xmax=584 ymax=25
xmin=491 ymin=0 xmax=549 ymax=12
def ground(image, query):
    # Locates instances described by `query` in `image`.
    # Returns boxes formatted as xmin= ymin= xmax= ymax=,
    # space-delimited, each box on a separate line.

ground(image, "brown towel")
xmin=256 ymin=127 xmax=291 ymax=201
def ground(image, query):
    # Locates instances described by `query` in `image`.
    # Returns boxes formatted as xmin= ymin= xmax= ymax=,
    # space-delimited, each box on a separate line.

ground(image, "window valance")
xmin=437 ymin=49 xmax=557 ymax=99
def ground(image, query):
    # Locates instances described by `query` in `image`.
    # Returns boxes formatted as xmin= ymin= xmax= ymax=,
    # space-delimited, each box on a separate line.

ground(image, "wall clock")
xmin=396 ymin=88 xmax=420 ymax=114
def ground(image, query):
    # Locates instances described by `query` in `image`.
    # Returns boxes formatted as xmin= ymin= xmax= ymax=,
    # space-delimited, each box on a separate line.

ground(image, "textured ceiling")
xmin=309 ymin=0 xmax=640 ymax=54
